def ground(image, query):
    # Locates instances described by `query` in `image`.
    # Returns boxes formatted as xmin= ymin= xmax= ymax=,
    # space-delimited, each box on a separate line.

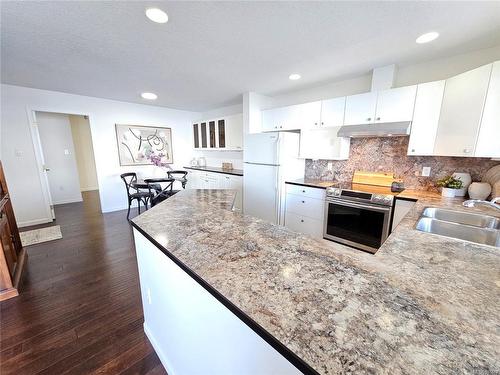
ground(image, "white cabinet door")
xmin=228 ymin=175 xmax=243 ymax=211
xmin=262 ymin=102 xmax=321 ymax=131
xmin=299 ymin=127 xmax=350 ymax=160
xmin=433 ymin=63 xmax=492 ymax=157
xmin=186 ymin=170 xmax=200 ymax=189
xmin=284 ymin=211 xmax=323 ymax=239
xmin=320 ymin=97 xmax=346 ymax=128
xmin=391 ymin=199 xmax=416 ymax=231
xmin=344 ymin=92 xmax=377 ymax=126
xmin=407 ymin=80 xmax=446 ymax=156
xmin=476 ymin=61 xmax=500 ymax=158
xmin=221 ymin=115 xmax=243 ymax=150
xmin=375 ymin=85 xmax=417 ymax=123
xmin=294 ymin=101 xmax=322 ymax=129
xmin=262 ymin=107 xmax=284 ymax=131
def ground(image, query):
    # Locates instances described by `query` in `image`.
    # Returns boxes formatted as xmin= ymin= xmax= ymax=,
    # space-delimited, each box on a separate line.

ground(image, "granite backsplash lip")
xmin=184 ymin=165 xmax=244 ymax=176
xmin=305 ymin=137 xmax=498 ymax=191
xmin=132 ymin=189 xmax=500 ymax=375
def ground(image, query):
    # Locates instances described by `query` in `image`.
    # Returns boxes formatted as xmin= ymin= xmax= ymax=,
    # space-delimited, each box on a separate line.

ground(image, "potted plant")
xmin=436 ymin=175 xmax=463 ymax=197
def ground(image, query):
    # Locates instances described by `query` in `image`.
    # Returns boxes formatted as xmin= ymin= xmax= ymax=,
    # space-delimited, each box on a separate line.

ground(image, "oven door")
xmin=323 ymin=198 xmax=392 ymax=253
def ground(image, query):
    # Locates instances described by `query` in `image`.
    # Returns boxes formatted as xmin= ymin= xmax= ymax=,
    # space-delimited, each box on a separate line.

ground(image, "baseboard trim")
xmin=18 ymin=217 xmax=53 ymax=228
xmin=53 ymin=197 xmax=83 ymax=205
xmin=144 ymin=323 xmax=175 ymax=375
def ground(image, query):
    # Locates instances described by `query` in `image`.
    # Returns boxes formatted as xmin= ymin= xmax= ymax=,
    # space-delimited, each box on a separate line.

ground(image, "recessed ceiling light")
xmin=289 ymin=73 xmax=301 ymax=81
xmin=141 ymin=92 xmax=158 ymax=100
xmin=145 ymin=8 xmax=168 ymax=24
xmin=416 ymin=31 xmax=439 ymax=44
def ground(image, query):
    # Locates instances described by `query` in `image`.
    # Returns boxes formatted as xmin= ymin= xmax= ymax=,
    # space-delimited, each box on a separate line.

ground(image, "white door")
xmin=375 ymin=85 xmax=417 ymax=123
xmin=407 ymin=80 xmax=446 ymax=156
xmin=475 ymin=61 xmax=500 ymax=158
xmin=320 ymin=97 xmax=346 ymax=128
xmin=30 ymin=111 xmax=56 ymax=220
xmin=36 ymin=112 xmax=82 ymax=205
xmin=243 ymin=163 xmax=278 ymax=224
xmin=244 ymin=133 xmax=279 ymax=164
xmin=433 ymin=63 xmax=492 ymax=156
xmin=344 ymin=92 xmax=378 ymax=125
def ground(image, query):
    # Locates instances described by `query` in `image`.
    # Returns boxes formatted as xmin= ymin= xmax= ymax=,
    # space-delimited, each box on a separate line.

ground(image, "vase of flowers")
xmin=145 ymin=148 xmax=172 ymax=174
xmin=436 ymin=175 xmax=463 ymax=198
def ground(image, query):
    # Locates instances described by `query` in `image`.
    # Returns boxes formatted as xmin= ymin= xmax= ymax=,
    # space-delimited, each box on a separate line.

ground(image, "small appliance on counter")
xmin=190 ymin=158 xmax=198 ymax=167
xmin=197 ymin=157 xmax=206 ymax=167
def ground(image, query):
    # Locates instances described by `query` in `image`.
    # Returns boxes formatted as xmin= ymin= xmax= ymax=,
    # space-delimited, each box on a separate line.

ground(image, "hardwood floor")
xmin=0 ymin=191 xmax=166 ymax=375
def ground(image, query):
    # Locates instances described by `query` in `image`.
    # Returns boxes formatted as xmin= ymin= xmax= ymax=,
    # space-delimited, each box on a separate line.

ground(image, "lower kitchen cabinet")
xmin=186 ymin=170 xmax=243 ymax=211
xmin=391 ymin=198 xmax=416 ymax=231
xmin=284 ymin=184 xmax=325 ymax=239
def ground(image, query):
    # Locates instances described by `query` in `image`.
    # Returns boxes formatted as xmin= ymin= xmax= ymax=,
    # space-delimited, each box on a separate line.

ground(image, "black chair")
xmin=144 ymin=178 xmax=176 ymax=207
xmin=167 ymin=170 xmax=188 ymax=193
xmin=120 ymin=173 xmax=153 ymax=220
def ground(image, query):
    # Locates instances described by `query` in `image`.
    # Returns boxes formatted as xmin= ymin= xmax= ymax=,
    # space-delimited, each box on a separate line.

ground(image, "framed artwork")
xmin=115 ymin=124 xmax=173 ymax=166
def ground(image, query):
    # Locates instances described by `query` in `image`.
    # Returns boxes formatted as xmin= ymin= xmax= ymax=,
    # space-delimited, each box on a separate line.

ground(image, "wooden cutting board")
xmin=352 ymin=171 xmax=398 ymax=187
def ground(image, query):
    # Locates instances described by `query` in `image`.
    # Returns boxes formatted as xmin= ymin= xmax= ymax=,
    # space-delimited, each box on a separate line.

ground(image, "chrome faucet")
xmin=463 ymin=197 xmax=500 ymax=211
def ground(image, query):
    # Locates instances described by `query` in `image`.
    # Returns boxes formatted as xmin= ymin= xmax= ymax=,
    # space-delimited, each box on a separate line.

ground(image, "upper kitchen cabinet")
xmin=433 ymin=63 xmax=493 ymax=157
xmin=299 ymin=127 xmax=350 ymax=160
xmin=222 ymin=114 xmax=243 ymax=150
xmin=344 ymin=92 xmax=377 ymax=126
xmin=374 ymin=85 xmax=417 ymax=123
xmin=475 ymin=61 xmax=500 ymax=158
xmin=319 ymin=97 xmax=346 ymax=128
xmin=407 ymin=80 xmax=446 ymax=156
xmin=262 ymin=101 xmax=321 ymax=131
xmin=192 ymin=114 xmax=243 ymax=150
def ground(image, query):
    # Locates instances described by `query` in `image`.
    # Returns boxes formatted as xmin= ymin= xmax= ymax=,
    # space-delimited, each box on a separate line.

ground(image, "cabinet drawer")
xmin=285 ymin=193 xmax=324 ymax=220
xmin=286 ymin=184 xmax=325 ymax=200
xmin=285 ymin=211 xmax=323 ymax=239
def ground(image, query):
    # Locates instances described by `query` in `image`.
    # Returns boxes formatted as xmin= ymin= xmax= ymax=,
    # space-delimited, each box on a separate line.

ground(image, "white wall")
xmin=1 ymin=84 xmax=197 ymax=226
xmin=69 ymin=115 xmax=99 ymax=191
xmin=191 ymin=103 xmax=244 ymax=170
xmin=37 ymin=111 xmax=83 ymax=205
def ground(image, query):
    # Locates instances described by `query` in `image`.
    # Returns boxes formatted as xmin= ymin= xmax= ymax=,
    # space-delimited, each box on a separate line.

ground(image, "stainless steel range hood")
xmin=337 ymin=121 xmax=411 ymax=138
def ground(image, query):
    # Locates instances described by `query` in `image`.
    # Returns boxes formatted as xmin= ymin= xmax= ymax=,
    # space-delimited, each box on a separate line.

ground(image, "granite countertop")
xmin=286 ymin=178 xmax=337 ymax=189
xmin=132 ymin=189 xmax=500 ymax=374
xmin=184 ymin=165 xmax=243 ymax=176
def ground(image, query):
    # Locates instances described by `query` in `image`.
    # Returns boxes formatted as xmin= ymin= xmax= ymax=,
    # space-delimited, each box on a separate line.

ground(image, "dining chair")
xmin=120 ymin=172 xmax=153 ymax=220
xmin=144 ymin=178 xmax=176 ymax=207
xmin=167 ymin=170 xmax=188 ymax=193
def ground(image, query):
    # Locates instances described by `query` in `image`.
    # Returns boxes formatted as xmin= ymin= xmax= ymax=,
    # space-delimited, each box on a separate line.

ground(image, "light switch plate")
xmin=422 ymin=166 xmax=431 ymax=177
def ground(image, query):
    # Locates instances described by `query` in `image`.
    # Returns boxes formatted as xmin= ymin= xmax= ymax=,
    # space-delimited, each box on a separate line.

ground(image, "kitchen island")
xmin=131 ymin=189 xmax=500 ymax=375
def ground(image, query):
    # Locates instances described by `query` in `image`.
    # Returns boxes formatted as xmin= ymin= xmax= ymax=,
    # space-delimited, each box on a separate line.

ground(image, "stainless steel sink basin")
xmin=422 ymin=207 xmax=500 ymax=229
xmin=416 ymin=217 xmax=500 ymax=247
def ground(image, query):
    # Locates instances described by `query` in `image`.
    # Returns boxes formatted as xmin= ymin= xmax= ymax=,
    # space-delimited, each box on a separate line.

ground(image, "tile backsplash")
xmin=305 ymin=137 xmax=498 ymax=191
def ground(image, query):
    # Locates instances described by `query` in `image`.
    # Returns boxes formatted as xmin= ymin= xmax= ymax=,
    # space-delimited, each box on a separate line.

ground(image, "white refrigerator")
xmin=243 ymin=132 xmax=305 ymax=224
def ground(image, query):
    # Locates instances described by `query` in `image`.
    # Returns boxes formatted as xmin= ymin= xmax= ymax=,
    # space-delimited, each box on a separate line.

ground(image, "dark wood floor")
xmin=0 ymin=191 xmax=167 ymax=375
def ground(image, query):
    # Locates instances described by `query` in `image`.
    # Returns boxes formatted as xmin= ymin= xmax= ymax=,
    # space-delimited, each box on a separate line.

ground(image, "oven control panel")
xmin=326 ymin=187 xmax=394 ymax=207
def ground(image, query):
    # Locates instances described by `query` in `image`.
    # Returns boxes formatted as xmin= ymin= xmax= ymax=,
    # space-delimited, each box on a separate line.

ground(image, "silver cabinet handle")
xmin=463 ymin=148 xmax=470 ymax=153
xmin=314 ymin=122 xmax=318 ymax=126
xmin=302 ymin=190 xmax=306 ymax=193
xmin=300 ymin=219 xmax=304 ymax=223
xmin=367 ymin=117 xmax=372 ymax=121
xmin=321 ymin=122 xmax=324 ymax=126
xmin=376 ymin=117 xmax=381 ymax=121
xmin=411 ymin=149 xmax=415 ymax=152
xmin=301 ymin=200 xmax=305 ymax=203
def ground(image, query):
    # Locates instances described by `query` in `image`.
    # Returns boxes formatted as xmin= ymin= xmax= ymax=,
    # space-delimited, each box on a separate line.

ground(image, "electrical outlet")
xmin=327 ymin=162 xmax=333 ymax=171
xmin=147 ymin=288 xmax=152 ymax=304
xmin=422 ymin=167 xmax=431 ymax=177
xmin=64 ymin=149 xmax=70 ymax=155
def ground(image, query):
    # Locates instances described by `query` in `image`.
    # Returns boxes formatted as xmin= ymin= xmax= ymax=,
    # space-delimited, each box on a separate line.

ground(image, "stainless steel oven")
xmin=323 ymin=188 xmax=393 ymax=253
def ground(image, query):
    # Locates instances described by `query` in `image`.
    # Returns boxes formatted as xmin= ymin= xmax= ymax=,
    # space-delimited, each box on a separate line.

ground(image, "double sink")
xmin=416 ymin=207 xmax=500 ymax=247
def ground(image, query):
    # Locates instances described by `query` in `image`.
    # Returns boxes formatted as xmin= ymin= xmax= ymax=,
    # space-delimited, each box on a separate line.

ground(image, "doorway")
xmin=31 ymin=111 xmax=98 ymax=220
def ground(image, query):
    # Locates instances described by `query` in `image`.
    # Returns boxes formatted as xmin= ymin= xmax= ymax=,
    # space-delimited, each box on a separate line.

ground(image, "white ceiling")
xmin=2 ymin=1 xmax=500 ymax=111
